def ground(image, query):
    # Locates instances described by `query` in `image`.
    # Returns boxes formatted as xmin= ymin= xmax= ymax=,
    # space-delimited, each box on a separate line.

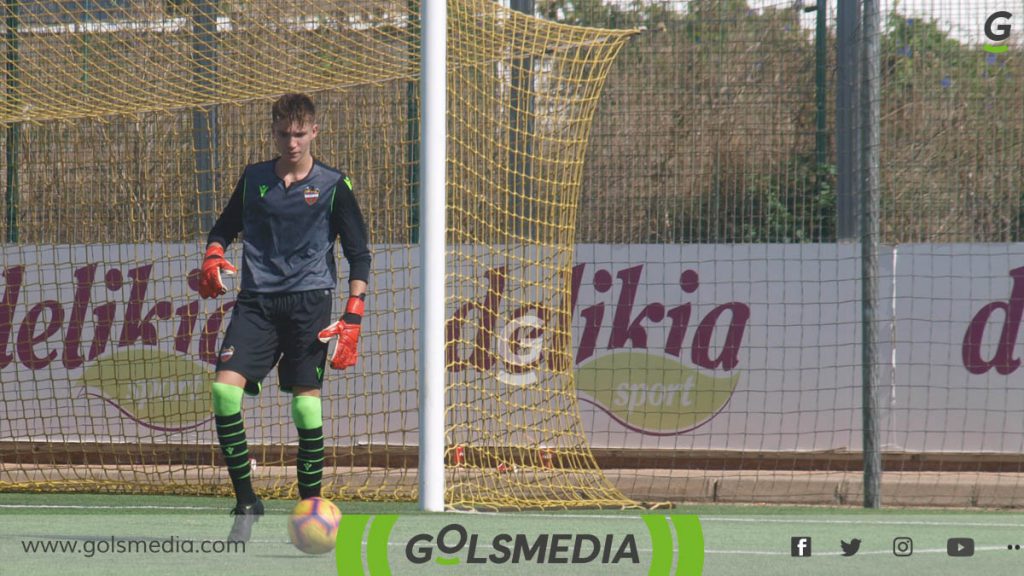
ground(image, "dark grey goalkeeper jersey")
xmin=207 ymin=158 xmax=371 ymax=293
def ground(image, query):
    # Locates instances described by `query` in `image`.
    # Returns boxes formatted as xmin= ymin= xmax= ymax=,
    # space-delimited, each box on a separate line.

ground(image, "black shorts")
xmin=216 ymin=289 xmax=333 ymax=391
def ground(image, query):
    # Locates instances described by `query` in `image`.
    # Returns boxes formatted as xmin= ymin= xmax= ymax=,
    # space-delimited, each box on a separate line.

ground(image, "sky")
xmin=578 ymin=1 xmax=1024 ymax=45
xmin=796 ymin=0 xmax=1023 ymax=44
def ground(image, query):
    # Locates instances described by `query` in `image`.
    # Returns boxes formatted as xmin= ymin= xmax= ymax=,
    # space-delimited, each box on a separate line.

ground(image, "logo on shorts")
xmin=303 ymin=186 xmax=320 ymax=205
xmin=219 ymin=346 xmax=235 ymax=363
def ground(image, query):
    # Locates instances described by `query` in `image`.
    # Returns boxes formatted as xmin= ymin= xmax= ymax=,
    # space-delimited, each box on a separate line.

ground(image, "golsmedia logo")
xmin=405 ymin=523 xmax=638 ymax=565
xmin=337 ymin=514 xmax=703 ymax=575
xmin=985 ymin=11 xmax=1012 ymax=53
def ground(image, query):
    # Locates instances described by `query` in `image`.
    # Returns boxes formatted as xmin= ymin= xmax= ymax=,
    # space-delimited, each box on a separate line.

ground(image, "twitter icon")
xmin=841 ymin=539 xmax=862 ymax=556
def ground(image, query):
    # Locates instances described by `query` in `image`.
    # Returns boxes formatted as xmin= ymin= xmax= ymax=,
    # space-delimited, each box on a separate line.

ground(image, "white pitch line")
xmin=707 ymin=546 xmax=1011 ymax=556
xmin=0 ymin=503 xmax=217 ymax=511
xmin=453 ymin=510 xmax=1024 ymax=530
xmin=698 ymin=516 xmax=1024 ymax=529
xmin=705 ymin=550 xmax=796 ymax=556
xmin=446 ymin=510 xmax=650 ymax=520
xmin=4 ymin=504 xmax=1024 ymax=530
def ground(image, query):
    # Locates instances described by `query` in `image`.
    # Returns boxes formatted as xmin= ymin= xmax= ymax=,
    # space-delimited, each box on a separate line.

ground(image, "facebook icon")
xmin=791 ymin=536 xmax=812 ymax=557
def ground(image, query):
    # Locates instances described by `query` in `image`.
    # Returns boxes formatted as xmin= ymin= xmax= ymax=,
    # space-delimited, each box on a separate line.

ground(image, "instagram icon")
xmin=893 ymin=537 xmax=913 ymax=557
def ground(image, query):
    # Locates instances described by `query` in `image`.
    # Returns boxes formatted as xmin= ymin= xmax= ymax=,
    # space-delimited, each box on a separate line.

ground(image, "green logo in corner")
xmin=985 ymin=11 xmax=1013 ymax=53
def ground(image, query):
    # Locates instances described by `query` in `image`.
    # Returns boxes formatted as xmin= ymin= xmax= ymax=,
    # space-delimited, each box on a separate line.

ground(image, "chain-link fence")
xmin=549 ymin=0 xmax=1023 ymax=244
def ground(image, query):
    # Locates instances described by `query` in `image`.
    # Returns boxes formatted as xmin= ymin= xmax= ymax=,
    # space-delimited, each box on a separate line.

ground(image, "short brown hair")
xmin=272 ymin=93 xmax=316 ymax=125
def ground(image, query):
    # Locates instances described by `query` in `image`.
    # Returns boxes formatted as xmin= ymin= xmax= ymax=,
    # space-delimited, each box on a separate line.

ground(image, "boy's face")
xmin=272 ymin=118 xmax=318 ymax=164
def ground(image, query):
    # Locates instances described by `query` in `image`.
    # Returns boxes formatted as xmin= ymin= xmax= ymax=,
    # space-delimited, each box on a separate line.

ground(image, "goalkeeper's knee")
xmin=291 ymin=395 xmax=323 ymax=429
xmin=211 ymin=381 xmax=244 ymax=416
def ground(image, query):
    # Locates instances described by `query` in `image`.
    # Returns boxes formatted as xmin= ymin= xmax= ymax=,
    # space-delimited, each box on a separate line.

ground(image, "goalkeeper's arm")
xmin=198 ymin=175 xmax=245 ymax=299
xmin=320 ymin=174 xmax=371 ymax=369
xmin=319 ymin=281 xmax=367 ymax=370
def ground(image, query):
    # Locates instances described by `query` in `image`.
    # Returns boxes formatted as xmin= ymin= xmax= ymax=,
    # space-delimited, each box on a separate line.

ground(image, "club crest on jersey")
xmin=219 ymin=346 xmax=235 ymax=363
xmin=303 ymin=186 xmax=320 ymax=205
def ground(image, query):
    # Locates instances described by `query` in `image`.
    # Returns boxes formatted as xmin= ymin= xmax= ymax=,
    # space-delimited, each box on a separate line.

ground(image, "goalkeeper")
xmin=198 ymin=93 xmax=371 ymax=543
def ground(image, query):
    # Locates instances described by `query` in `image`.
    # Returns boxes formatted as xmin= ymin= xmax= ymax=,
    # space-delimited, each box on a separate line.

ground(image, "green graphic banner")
xmin=336 ymin=513 xmax=703 ymax=575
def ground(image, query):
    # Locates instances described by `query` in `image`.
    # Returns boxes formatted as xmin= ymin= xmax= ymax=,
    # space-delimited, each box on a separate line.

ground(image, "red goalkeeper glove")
xmin=198 ymin=244 xmax=236 ymax=299
xmin=318 ymin=295 xmax=365 ymax=370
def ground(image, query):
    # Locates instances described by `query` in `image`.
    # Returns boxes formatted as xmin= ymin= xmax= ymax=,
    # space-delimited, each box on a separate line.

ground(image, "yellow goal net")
xmin=0 ymin=0 xmax=636 ymax=510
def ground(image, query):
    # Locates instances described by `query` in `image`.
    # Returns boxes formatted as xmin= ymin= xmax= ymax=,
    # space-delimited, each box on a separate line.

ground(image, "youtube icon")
xmin=947 ymin=538 xmax=975 ymax=557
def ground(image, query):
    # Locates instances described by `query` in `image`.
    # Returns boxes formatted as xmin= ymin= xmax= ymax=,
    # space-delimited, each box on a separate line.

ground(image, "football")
xmin=287 ymin=497 xmax=342 ymax=555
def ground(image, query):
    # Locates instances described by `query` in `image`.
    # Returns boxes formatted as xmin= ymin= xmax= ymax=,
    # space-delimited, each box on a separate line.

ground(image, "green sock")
xmin=212 ymin=382 xmax=255 ymax=504
xmin=211 ymin=381 xmax=243 ymax=416
xmin=292 ymin=395 xmax=324 ymax=499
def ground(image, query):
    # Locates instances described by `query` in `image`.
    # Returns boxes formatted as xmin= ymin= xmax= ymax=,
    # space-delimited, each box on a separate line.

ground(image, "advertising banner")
xmin=2 ymin=244 xmax=1022 ymax=452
